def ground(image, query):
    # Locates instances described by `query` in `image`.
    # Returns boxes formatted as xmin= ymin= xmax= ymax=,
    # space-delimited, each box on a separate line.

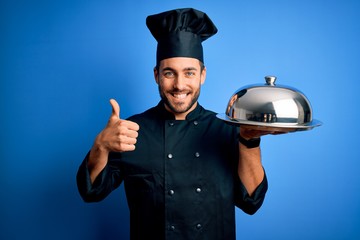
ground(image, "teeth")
xmin=173 ymin=93 xmax=187 ymax=99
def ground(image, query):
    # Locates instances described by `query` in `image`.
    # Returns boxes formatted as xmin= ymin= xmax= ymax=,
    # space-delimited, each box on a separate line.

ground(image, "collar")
xmin=155 ymin=100 xmax=203 ymax=121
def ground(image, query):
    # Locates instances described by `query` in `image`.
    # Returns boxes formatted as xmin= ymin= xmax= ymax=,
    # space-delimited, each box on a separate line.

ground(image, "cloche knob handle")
xmin=265 ymin=76 xmax=277 ymax=86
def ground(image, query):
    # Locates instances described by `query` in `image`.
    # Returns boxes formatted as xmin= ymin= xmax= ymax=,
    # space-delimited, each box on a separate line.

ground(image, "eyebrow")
xmin=162 ymin=67 xmax=198 ymax=72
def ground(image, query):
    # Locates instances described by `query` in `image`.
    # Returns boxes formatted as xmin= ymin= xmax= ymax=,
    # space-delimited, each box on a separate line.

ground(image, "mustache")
xmin=170 ymin=87 xmax=191 ymax=93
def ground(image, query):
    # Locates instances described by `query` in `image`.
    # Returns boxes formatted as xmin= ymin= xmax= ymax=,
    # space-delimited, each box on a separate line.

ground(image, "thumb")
xmin=109 ymin=99 xmax=120 ymax=119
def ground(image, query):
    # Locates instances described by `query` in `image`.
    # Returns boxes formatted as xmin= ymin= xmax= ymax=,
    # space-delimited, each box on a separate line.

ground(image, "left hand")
xmin=240 ymin=124 xmax=295 ymax=139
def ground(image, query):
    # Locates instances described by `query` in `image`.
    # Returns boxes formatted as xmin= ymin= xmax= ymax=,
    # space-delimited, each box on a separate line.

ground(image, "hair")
xmin=155 ymin=60 xmax=205 ymax=73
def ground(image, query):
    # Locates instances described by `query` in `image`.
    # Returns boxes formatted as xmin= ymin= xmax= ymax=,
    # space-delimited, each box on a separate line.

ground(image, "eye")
xmin=185 ymin=71 xmax=196 ymax=77
xmin=163 ymin=71 xmax=175 ymax=78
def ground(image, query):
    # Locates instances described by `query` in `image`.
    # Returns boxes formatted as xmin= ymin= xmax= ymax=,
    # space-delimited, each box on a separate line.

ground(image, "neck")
xmin=164 ymin=102 xmax=198 ymax=120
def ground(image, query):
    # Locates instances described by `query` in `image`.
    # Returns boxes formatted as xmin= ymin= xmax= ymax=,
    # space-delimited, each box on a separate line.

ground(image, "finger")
xmin=119 ymin=135 xmax=138 ymax=145
xmin=114 ymin=121 xmax=139 ymax=141
xmin=117 ymin=119 xmax=140 ymax=131
xmin=112 ymin=135 xmax=137 ymax=151
xmin=115 ymin=123 xmax=139 ymax=139
xmin=110 ymin=99 xmax=120 ymax=119
xmin=125 ymin=129 xmax=139 ymax=139
xmin=119 ymin=143 xmax=136 ymax=152
xmin=124 ymin=121 xmax=140 ymax=131
xmin=118 ymin=126 xmax=139 ymax=139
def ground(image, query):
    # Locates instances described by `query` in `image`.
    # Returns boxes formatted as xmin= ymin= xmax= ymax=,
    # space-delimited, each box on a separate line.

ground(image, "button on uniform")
xmin=168 ymin=189 xmax=175 ymax=195
xmin=167 ymin=153 xmax=173 ymax=159
xmin=195 ymin=152 xmax=200 ymax=158
xmin=196 ymin=223 xmax=202 ymax=229
xmin=196 ymin=187 xmax=202 ymax=193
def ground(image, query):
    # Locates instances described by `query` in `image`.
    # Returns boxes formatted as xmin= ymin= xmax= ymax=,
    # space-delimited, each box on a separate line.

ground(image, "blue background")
xmin=1 ymin=0 xmax=359 ymax=239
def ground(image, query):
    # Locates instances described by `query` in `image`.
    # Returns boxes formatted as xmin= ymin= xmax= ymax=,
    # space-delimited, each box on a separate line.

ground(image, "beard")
xmin=158 ymin=85 xmax=201 ymax=115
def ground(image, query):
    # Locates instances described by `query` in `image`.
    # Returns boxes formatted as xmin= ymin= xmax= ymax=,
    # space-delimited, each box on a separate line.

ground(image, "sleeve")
xmin=76 ymin=151 xmax=123 ymax=202
xmin=234 ymin=170 xmax=268 ymax=215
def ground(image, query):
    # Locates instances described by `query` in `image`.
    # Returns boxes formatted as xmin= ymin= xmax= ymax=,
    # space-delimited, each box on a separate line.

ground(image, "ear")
xmin=153 ymin=67 xmax=159 ymax=84
xmin=200 ymin=66 xmax=207 ymax=85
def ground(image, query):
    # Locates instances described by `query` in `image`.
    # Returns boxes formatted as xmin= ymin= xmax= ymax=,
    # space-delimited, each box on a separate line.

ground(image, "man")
xmin=77 ymin=8 xmax=269 ymax=240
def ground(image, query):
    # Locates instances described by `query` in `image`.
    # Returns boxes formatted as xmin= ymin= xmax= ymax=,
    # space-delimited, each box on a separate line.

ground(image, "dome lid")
xmin=217 ymin=76 xmax=322 ymax=131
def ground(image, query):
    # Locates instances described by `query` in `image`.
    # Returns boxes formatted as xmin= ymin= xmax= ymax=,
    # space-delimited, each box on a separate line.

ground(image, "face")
xmin=154 ymin=57 xmax=206 ymax=120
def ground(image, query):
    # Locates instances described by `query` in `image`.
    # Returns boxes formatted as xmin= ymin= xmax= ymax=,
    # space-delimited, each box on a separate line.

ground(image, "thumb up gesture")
xmin=88 ymin=99 xmax=139 ymax=183
xmin=96 ymin=99 xmax=140 ymax=153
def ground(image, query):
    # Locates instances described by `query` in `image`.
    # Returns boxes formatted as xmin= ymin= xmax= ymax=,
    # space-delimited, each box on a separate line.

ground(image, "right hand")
xmin=95 ymin=99 xmax=140 ymax=153
xmin=88 ymin=99 xmax=139 ymax=182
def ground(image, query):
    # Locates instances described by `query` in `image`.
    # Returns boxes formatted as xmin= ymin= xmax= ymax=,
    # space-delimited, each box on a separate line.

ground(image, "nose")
xmin=173 ymin=76 xmax=186 ymax=90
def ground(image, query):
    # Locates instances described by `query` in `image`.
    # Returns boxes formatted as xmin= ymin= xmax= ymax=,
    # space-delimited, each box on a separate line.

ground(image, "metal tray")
xmin=216 ymin=113 xmax=322 ymax=132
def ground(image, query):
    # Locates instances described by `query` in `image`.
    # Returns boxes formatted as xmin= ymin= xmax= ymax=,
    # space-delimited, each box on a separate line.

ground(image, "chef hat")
xmin=146 ymin=8 xmax=218 ymax=66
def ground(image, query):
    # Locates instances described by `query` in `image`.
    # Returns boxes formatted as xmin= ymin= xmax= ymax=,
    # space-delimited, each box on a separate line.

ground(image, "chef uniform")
xmin=77 ymin=8 xmax=268 ymax=240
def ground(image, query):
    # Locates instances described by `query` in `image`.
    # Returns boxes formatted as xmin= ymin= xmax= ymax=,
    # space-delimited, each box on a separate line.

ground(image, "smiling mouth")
xmin=172 ymin=93 xmax=188 ymax=99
